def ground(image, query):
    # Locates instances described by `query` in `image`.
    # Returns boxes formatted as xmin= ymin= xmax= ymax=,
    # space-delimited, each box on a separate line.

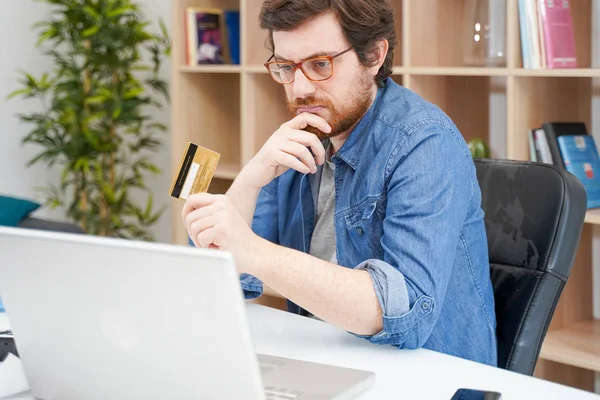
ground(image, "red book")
xmin=537 ymin=0 xmax=577 ymax=68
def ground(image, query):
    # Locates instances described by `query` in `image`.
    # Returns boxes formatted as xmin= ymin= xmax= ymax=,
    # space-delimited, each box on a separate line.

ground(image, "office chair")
xmin=474 ymin=158 xmax=587 ymax=375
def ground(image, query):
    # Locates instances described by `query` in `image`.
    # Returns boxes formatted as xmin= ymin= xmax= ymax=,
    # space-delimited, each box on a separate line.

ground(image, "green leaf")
xmin=84 ymin=112 xmax=105 ymax=124
xmin=144 ymin=194 xmax=154 ymax=218
xmin=132 ymin=65 xmax=152 ymax=71
xmin=37 ymin=25 xmax=58 ymax=46
xmin=112 ymin=105 xmax=122 ymax=120
xmin=73 ymin=157 xmax=90 ymax=173
xmin=158 ymin=18 xmax=169 ymax=41
xmin=107 ymin=7 xmax=131 ymax=19
xmin=85 ymin=96 xmax=106 ymax=105
xmin=123 ymin=87 xmax=143 ymax=99
xmin=83 ymin=6 xmax=99 ymax=19
xmin=82 ymin=25 xmax=99 ymax=37
xmin=5 ymin=88 xmax=33 ymax=100
xmin=27 ymin=150 xmax=58 ymax=167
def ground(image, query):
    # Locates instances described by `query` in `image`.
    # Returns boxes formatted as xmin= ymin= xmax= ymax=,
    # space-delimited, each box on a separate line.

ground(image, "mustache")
xmin=288 ymin=96 xmax=335 ymax=113
xmin=293 ymin=97 xmax=318 ymax=106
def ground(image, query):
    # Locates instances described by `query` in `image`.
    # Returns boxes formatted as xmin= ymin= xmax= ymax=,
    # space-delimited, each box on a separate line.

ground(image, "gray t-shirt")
xmin=309 ymin=158 xmax=337 ymax=265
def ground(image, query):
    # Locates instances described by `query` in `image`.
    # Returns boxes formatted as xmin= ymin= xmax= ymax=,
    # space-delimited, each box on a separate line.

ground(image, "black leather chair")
xmin=474 ymin=158 xmax=587 ymax=375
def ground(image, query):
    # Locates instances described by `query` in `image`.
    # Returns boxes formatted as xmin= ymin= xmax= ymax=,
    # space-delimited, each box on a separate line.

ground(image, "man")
xmin=182 ymin=0 xmax=497 ymax=367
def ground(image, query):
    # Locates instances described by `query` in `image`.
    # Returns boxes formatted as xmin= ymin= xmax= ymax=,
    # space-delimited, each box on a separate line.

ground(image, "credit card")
xmin=169 ymin=142 xmax=220 ymax=200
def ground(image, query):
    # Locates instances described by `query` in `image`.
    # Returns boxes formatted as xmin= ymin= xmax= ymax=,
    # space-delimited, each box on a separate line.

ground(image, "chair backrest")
xmin=474 ymin=158 xmax=587 ymax=375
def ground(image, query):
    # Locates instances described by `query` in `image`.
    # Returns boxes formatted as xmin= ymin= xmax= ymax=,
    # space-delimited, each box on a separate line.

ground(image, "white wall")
xmin=0 ymin=0 xmax=172 ymax=243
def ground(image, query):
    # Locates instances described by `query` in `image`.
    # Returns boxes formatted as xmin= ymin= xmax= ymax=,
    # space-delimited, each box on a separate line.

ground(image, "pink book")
xmin=538 ymin=0 xmax=578 ymax=68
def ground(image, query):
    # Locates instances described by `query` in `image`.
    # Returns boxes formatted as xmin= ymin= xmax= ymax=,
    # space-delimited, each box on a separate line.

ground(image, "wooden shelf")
xmin=513 ymin=68 xmax=600 ymax=78
xmin=540 ymin=320 xmax=600 ymax=372
xmin=585 ymin=210 xmax=600 ymax=225
xmin=245 ymin=65 xmax=268 ymax=73
xmin=179 ymin=65 xmax=242 ymax=73
xmin=407 ymin=67 xmax=508 ymax=76
xmin=177 ymin=65 xmax=600 ymax=78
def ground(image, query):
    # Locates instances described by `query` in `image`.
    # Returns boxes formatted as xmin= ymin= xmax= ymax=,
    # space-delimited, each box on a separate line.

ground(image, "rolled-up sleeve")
xmin=352 ymin=123 xmax=474 ymax=349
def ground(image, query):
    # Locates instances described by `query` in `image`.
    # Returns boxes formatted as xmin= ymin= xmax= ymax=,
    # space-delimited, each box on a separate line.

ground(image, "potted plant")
xmin=468 ymin=138 xmax=491 ymax=159
xmin=8 ymin=0 xmax=171 ymax=241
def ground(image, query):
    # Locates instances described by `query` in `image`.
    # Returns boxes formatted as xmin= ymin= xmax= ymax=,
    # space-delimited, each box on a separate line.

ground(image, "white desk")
xmin=1 ymin=304 xmax=599 ymax=400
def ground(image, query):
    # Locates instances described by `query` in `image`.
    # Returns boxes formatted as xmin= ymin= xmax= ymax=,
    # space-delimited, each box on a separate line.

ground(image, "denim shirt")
xmin=225 ymin=78 xmax=496 ymax=367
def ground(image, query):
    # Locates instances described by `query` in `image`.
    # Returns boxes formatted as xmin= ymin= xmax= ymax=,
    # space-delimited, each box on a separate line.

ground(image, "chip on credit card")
xmin=169 ymin=142 xmax=220 ymax=200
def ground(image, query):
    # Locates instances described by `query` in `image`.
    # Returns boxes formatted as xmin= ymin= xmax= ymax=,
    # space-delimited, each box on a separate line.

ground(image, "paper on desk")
xmin=0 ymin=354 xmax=30 ymax=399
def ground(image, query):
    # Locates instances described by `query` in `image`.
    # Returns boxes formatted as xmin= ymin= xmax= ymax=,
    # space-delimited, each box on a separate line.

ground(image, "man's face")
xmin=272 ymin=12 xmax=375 ymax=140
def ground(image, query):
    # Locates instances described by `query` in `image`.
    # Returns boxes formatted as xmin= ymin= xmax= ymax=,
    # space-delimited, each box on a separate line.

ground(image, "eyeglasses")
xmin=264 ymin=47 xmax=354 ymax=84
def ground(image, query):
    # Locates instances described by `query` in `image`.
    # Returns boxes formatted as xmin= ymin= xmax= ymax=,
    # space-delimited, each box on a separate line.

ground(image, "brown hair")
xmin=259 ymin=0 xmax=397 ymax=88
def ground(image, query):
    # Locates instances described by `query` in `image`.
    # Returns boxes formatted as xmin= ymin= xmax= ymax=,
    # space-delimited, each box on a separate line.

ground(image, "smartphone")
xmin=0 ymin=330 xmax=19 ymax=362
xmin=451 ymin=388 xmax=501 ymax=400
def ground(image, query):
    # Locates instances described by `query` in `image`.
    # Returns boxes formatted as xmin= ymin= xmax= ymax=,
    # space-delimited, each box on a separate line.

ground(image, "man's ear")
xmin=368 ymin=39 xmax=389 ymax=77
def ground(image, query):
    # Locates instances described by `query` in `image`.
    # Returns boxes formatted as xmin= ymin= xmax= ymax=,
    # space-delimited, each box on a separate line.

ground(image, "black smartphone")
xmin=451 ymin=388 xmax=501 ymax=400
xmin=0 ymin=331 xmax=19 ymax=362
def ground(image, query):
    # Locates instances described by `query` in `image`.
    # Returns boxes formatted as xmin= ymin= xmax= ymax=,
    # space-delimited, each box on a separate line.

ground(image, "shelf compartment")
xmin=513 ymin=0 xmax=592 ymax=69
xmin=391 ymin=75 xmax=403 ymax=88
xmin=540 ymin=319 xmax=600 ymax=372
xmin=408 ymin=75 xmax=506 ymax=154
xmin=242 ymin=73 xmax=290 ymax=163
xmin=179 ymin=66 xmax=243 ymax=74
xmin=408 ymin=0 xmax=506 ymax=68
xmin=208 ymin=178 xmax=234 ymax=195
xmin=391 ymin=0 xmax=403 ymax=66
xmin=175 ymin=73 xmax=241 ymax=167
xmin=509 ymin=76 xmax=592 ymax=161
xmin=173 ymin=0 xmax=241 ymax=69
xmin=214 ymin=163 xmax=241 ymax=180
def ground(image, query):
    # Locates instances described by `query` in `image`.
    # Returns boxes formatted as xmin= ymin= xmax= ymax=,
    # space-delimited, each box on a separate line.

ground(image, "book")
xmin=185 ymin=7 xmax=230 ymax=65
xmin=518 ymin=0 xmax=532 ymax=69
xmin=528 ymin=129 xmax=537 ymax=161
xmin=541 ymin=121 xmax=588 ymax=168
xmin=557 ymin=135 xmax=600 ymax=209
xmin=537 ymin=0 xmax=577 ymax=68
xmin=519 ymin=0 xmax=578 ymax=69
xmin=536 ymin=0 xmax=547 ymax=68
xmin=534 ymin=127 xmax=554 ymax=164
xmin=224 ymin=11 xmax=240 ymax=65
xmin=526 ymin=0 xmax=543 ymax=68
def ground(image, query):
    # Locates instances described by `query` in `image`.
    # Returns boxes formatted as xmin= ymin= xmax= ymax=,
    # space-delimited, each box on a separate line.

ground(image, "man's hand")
xmin=182 ymin=193 xmax=263 ymax=275
xmin=235 ymin=112 xmax=329 ymax=190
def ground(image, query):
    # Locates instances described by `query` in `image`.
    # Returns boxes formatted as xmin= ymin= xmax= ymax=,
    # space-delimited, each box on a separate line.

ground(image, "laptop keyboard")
xmin=264 ymin=386 xmax=303 ymax=399
xmin=259 ymin=356 xmax=303 ymax=399
xmin=259 ymin=357 xmax=286 ymax=374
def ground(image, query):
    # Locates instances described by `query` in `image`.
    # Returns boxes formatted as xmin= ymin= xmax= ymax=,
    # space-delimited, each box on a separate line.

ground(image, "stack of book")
xmin=518 ymin=0 xmax=577 ymax=69
xmin=529 ymin=122 xmax=600 ymax=209
xmin=184 ymin=7 xmax=240 ymax=66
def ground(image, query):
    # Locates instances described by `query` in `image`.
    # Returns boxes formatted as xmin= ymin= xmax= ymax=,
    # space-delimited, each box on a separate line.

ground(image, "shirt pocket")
xmin=342 ymin=195 xmax=386 ymax=255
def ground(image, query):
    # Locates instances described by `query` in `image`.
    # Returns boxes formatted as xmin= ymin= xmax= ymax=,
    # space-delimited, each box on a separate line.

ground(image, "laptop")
xmin=0 ymin=226 xmax=375 ymax=400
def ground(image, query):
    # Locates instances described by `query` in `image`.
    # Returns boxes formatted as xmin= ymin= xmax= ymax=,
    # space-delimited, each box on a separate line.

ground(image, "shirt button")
xmin=357 ymin=227 xmax=363 ymax=235
xmin=422 ymin=301 xmax=430 ymax=310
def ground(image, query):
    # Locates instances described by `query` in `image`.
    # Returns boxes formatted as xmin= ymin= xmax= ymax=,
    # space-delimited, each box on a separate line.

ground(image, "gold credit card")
xmin=169 ymin=142 xmax=220 ymax=200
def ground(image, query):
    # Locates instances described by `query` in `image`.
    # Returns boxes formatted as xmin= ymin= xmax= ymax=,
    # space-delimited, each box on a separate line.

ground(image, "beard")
xmin=286 ymin=71 xmax=374 ymax=140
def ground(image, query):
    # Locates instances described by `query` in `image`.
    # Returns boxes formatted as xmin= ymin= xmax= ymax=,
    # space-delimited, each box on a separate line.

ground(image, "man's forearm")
xmin=251 ymin=239 xmax=383 ymax=336
xmin=226 ymin=175 xmax=262 ymax=226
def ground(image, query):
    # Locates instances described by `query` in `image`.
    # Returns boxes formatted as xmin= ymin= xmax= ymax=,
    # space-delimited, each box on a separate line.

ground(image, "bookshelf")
xmin=170 ymin=0 xmax=599 ymax=392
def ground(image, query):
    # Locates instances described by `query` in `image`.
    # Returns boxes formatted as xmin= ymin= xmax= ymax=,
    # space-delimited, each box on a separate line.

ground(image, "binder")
xmin=540 ymin=121 xmax=589 ymax=168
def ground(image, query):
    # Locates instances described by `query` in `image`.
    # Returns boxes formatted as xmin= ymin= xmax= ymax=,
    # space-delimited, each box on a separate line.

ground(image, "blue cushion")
xmin=0 ymin=195 xmax=41 ymax=227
